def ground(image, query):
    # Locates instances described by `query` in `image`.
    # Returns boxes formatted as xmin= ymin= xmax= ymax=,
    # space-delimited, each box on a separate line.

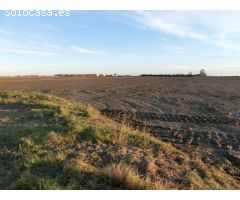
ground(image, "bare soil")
xmin=0 ymin=76 xmax=240 ymax=177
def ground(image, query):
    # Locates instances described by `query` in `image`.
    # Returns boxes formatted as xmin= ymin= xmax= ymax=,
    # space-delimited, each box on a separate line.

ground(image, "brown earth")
xmin=0 ymin=76 xmax=240 ymax=178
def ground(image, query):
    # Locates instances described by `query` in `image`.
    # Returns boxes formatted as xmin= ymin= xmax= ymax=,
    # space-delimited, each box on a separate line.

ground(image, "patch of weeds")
xmin=12 ymin=172 xmax=62 ymax=190
xmin=77 ymin=125 xmax=112 ymax=144
xmin=111 ymin=126 xmax=128 ymax=145
xmin=100 ymin=163 xmax=161 ymax=190
xmin=30 ymin=159 xmax=65 ymax=178
xmin=74 ymin=159 xmax=97 ymax=173
xmin=127 ymin=131 xmax=181 ymax=154
xmin=61 ymin=166 xmax=113 ymax=189
xmin=127 ymin=133 xmax=153 ymax=147
xmin=45 ymin=131 xmax=67 ymax=146
xmin=187 ymin=169 xmax=205 ymax=189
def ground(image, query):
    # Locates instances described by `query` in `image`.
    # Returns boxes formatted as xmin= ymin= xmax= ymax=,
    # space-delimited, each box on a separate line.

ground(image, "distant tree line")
xmin=140 ymin=74 xmax=200 ymax=77
xmin=141 ymin=69 xmax=207 ymax=77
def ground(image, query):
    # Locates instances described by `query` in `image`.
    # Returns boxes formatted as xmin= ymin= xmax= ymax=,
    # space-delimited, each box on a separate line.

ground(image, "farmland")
xmin=0 ymin=76 xmax=240 ymax=189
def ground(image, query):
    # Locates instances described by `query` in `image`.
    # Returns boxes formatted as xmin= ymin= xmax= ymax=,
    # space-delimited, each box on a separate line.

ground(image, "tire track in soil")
xmin=101 ymin=109 xmax=240 ymax=125
xmin=101 ymin=109 xmax=240 ymax=172
xmin=100 ymin=109 xmax=240 ymax=152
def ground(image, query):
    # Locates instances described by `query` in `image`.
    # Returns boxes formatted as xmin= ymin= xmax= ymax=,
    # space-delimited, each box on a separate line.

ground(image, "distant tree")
xmin=200 ymin=69 xmax=207 ymax=76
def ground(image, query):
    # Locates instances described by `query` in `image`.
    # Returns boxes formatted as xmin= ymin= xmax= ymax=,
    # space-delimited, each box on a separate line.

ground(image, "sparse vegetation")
xmin=100 ymin=163 xmax=159 ymax=189
xmin=0 ymin=91 xmax=239 ymax=189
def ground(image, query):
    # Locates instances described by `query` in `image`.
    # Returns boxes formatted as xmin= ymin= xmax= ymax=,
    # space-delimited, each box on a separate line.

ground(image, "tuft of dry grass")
xmin=100 ymin=163 xmax=162 ymax=190
xmin=74 ymin=159 xmax=97 ymax=173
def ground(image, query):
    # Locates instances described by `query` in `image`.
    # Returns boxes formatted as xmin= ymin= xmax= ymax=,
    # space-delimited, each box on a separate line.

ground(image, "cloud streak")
xmin=71 ymin=45 xmax=108 ymax=55
xmin=129 ymin=11 xmax=240 ymax=50
xmin=132 ymin=11 xmax=208 ymax=41
xmin=0 ymin=47 xmax=57 ymax=56
xmin=161 ymin=45 xmax=184 ymax=53
xmin=30 ymin=41 xmax=62 ymax=51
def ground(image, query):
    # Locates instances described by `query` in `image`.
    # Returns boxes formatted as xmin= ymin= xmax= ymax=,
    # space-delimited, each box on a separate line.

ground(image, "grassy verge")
xmin=0 ymin=91 xmax=239 ymax=189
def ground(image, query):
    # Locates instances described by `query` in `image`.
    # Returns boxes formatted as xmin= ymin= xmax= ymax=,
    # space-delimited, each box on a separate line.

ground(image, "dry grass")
xmin=0 ymin=91 xmax=239 ymax=190
xmin=100 ymin=163 xmax=161 ymax=190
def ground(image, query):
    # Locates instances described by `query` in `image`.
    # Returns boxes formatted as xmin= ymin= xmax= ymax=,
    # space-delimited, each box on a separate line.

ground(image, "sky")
xmin=0 ymin=10 xmax=240 ymax=76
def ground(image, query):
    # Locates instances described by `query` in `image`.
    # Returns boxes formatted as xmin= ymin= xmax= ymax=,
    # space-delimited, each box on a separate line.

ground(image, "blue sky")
xmin=0 ymin=10 xmax=240 ymax=76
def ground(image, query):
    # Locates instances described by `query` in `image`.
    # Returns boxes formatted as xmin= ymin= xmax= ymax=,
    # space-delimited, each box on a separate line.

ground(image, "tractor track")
xmin=100 ymin=109 xmax=240 ymax=151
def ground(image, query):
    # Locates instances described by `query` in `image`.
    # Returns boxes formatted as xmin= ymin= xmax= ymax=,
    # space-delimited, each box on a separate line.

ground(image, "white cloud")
xmin=43 ymin=43 xmax=61 ymax=50
xmin=129 ymin=11 xmax=240 ymax=50
xmin=30 ymin=41 xmax=62 ymax=50
xmin=0 ymin=39 xmax=60 ymax=56
xmin=132 ymin=11 xmax=208 ymax=41
xmin=71 ymin=45 xmax=108 ymax=55
xmin=0 ymin=47 xmax=56 ymax=56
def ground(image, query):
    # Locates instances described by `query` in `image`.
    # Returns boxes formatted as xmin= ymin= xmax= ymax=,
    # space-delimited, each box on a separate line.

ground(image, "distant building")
xmin=97 ymin=74 xmax=106 ymax=77
xmin=54 ymin=74 xmax=97 ymax=77
xmin=200 ymin=69 xmax=207 ymax=76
